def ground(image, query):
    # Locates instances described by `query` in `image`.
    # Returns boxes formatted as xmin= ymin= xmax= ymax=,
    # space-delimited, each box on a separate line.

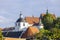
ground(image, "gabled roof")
xmin=21 ymin=26 xmax=39 ymax=38
xmin=25 ymin=17 xmax=39 ymax=24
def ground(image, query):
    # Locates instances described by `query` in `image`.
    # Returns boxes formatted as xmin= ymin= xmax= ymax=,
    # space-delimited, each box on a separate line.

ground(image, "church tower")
xmin=14 ymin=12 xmax=30 ymax=31
xmin=16 ymin=11 xmax=24 ymax=26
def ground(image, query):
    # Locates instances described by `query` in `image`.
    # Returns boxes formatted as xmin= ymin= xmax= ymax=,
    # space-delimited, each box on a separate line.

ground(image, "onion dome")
xmin=16 ymin=13 xmax=24 ymax=22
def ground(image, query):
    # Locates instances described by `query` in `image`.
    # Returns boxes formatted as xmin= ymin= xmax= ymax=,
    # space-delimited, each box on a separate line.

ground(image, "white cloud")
xmin=0 ymin=16 xmax=14 ymax=23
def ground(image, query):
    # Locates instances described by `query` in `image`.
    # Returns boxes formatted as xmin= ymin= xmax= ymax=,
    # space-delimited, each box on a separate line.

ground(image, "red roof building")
xmin=21 ymin=26 xmax=39 ymax=38
xmin=25 ymin=17 xmax=39 ymax=24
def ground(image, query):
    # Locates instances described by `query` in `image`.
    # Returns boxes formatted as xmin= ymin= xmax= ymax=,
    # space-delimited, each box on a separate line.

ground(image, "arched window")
xmin=18 ymin=22 xmax=20 ymax=26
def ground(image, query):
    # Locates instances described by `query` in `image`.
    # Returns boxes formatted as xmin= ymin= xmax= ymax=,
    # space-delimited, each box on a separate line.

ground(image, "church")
xmin=14 ymin=13 xmax=44 ymax=31
xmin=2 ymin=12 xmax=44 ymax=38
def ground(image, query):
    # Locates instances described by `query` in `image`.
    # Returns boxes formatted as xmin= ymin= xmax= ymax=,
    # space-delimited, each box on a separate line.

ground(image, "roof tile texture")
xmin=25 ymin=17 xmax=39 ymax=24
xmin=21 ymin=26 xmax=39 ymax=38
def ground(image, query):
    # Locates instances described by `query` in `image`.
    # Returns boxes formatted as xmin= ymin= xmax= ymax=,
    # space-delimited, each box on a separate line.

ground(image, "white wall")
xmin=38 ymin=25 xmax=44 ymax=29
xmin=14 ymin=22 xmax=32 ymax=31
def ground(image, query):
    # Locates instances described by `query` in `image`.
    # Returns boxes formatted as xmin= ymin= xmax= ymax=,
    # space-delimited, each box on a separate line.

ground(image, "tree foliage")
xmin=0 ymin=30 xmax=3 ymax=40
xmin=42 ymin=13 xmax=55 ymax=29
xmin=35 ymin=28 xmax=60 ymax=40
xmin=35 ymin=10 xmax=60 ymax=40
xmin=53 ymin=17 xmax=60 ymax=28
xmin=35 ymin=29 xmax=45 ymax=40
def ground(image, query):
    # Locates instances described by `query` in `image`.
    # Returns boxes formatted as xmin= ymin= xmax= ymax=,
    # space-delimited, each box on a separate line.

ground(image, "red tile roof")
xmin=21 ymin=26 xmax=39 ymax=38
xmin=25 ymin=17 xmax=39 ymax=24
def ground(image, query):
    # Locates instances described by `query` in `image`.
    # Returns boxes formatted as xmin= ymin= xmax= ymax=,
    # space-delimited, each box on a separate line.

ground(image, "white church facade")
xmin=14 ymin=14 xmax=33 ymax=31
xmin=14 ymin=13 xmax=44 ymax=31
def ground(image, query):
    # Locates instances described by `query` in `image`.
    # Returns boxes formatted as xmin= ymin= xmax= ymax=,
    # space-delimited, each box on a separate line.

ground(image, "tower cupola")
xmin=16 ymin=11 xmax=24 ymax=22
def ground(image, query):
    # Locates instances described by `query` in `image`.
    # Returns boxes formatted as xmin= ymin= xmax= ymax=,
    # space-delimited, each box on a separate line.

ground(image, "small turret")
xmin=16 ymin=11 xmax=24 ymax=22
xmin=15 ymin=11 xmax=30 ymax=31
xmin=46 ymin=9 xmax=49 ymax=14
xmin=19 ymin=11 xmax=24 ymax=18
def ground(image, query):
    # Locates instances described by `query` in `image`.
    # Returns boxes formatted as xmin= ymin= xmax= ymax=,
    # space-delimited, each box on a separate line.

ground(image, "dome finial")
xmin=19 ymin=11 xmax=23 ymax=18
xmin=20 ymin=11 xmax=22 ymax=16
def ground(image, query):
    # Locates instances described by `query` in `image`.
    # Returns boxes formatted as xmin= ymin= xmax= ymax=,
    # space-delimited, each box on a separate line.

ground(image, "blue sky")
xmin=0 ymin=0 xmax=60 ymax=28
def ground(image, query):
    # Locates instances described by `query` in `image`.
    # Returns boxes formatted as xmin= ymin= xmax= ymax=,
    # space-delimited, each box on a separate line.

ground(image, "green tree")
xmin=53 ymin=17 xmax=60 ymax=28
xmin=35 ymin=29 xmax=51 ymax=40
xmin=0 ymin=30 xmax=3 ymax=40
xmin=50 ymin=28 xmax=60 ymax=40
xmin=35 ymin=29 xmax=45 ymax=40
xmin=42 ymin=10 xmax=55 ymax=29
